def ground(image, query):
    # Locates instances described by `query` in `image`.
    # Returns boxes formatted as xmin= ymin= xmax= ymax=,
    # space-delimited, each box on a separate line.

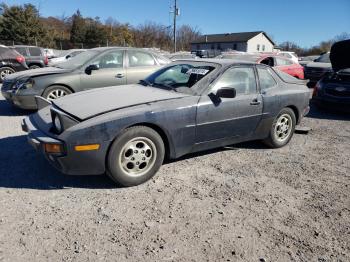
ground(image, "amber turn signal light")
xmin=44 ymin=143 xmax=64 ymax=154
xmin=74 ymin=144 xmax=100 ymax=151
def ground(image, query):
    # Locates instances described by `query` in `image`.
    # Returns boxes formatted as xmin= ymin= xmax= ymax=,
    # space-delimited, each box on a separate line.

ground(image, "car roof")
xmin=13 ymin=45 xmax=42 ymax=48
xmin=172 ymin=58 xmax=258 ymax=66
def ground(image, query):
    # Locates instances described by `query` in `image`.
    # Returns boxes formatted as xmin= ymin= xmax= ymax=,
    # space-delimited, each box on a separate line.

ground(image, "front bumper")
xmin=22 ymin=116 xmax=107 ymax=175
xmin=1 ymin=90 xmax=38 ymax=110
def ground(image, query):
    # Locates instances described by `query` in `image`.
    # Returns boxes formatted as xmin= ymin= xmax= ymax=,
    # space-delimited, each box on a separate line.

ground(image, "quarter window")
xmin=212 ymin=67 xmax=257 ymax=95
xmin=28 ymin=47 xmax=42 ymax=56
xmin=257 ymin=67 xmax=277 ymax=90
xmin=128 ymin=51 xmax=156 ymax=67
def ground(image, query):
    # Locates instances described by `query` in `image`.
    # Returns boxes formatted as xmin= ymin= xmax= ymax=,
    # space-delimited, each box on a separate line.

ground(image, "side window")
xmin=15 ymin=47 xmax=27 ymax=56
xmin=93 ymin=50 xmax=124 ymax=69
xmin=212 ymin=67 xmax=257 ymax=95
xmin=276 ymin=57 xmax=293 ymax=66
xmin=257 ymin=67 xmax=277 ymax=91
xmin=262 ymin=45 xmax=265 ymax=51
xmin=28 ymin=47 xmax=42 ymax=56
xmin=128 ymin=51 xmax=156 ymax=67
xmin=257 ymin=44 xmax=260 ymax=51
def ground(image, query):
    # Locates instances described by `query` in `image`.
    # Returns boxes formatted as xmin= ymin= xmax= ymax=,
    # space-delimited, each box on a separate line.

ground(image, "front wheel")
xmin=107 ymin=126 xmax=165 ymax=187
xmin=42 ymin=85 xmax=72 ymax=101
xmin=263 ymin=108 xmax=296 ymax=148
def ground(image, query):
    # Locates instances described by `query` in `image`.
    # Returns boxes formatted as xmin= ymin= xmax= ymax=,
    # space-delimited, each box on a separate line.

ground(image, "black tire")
xmin=29 ymin=65 xmax=41 ymax=69
xmin=42 ymin=85 xmax=72 ymax=101
xmin=263 ymin=108 xmax=296 ymax=148
xmin=107 ymin=126 xmax=165 ymax=187
xmin=0 ymin=67 xmax=15 ymax=83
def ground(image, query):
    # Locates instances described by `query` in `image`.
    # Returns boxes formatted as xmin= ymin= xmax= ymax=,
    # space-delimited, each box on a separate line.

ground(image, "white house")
xmin=191 ymin=31 xmax=275 ymax=52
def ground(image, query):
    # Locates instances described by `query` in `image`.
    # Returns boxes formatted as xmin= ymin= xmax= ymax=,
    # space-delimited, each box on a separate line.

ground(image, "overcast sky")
xmin=4 ymin=0 xmax=350 ymax=47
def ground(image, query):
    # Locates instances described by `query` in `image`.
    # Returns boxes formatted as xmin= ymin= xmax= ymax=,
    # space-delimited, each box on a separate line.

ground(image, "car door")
xmin=126 ymin=50 xmax=161 ymax=84
xmin=80 ymin=49 xmax=126 ymax=90
xmin=195 ymin=65 xmax=263 ymax=143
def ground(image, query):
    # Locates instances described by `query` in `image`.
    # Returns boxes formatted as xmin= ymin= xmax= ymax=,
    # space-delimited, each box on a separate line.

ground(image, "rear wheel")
xmin=263 ymin=108 xmax=296 ymax=148
xmin=42 ymin=85 xmax=72 ymax=101
xmin=107 ymin=126 xmax=165 ymax=187
xmin=29 ymin=65 xmax=41 ymax=69
xmin=0 ymin=67 xmax=15 ymax=83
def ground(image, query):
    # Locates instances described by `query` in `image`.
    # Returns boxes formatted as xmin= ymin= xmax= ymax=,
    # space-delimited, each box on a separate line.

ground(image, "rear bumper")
xmin=313 ymin=96 xmax=350 ymax=112
xmin=22 ymin=116 xmax=107 ymax=176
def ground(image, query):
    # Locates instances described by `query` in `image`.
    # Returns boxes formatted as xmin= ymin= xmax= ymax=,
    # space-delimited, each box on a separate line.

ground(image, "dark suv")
xmin=0 ymin=46 xmax=28 ymax=83
xmin=12 ymin=45 xmax=48 ymax=69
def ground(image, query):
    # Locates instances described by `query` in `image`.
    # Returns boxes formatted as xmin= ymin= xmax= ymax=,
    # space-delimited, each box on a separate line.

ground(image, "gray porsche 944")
xmin=22 ymin=59 xmax=310 ymax=186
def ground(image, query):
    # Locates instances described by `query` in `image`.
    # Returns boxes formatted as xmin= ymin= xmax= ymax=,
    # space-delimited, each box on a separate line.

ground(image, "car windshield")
xmin=142 ymin=63 xmax=216 ymax=94
xmin=315 ymin=53 xmax=330 ymax=63
xmin=55 ymin=50 xmax=99 ymax=69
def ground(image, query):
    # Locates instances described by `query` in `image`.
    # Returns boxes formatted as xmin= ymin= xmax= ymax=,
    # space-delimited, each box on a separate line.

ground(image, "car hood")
xmin=53 ymin=84 xmax=190 ymax=120
xmin=5 ymin=66 xmax=71 ymax=81
xmin=305 ymin=62 xmax=332 ymax=69
xmin=330 ymin=39 xmax=350 ymax=72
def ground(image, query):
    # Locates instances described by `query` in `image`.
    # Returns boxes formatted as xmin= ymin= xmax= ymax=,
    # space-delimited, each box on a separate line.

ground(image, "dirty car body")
xmin=22 ymin=59 xmax=310 ymax=185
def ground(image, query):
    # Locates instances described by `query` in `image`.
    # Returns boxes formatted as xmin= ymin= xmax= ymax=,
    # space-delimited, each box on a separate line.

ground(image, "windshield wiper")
xmin=139 ymin=79 xmax=153 ymax=86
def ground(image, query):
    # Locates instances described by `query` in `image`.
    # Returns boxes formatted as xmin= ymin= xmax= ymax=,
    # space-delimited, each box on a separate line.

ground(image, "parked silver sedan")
xmin=1 ymin=47 xmax=170 ymax=109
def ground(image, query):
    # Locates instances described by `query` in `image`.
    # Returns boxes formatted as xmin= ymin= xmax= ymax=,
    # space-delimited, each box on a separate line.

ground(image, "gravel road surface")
xmin=0 ymin=91 xmax=349 ymax=261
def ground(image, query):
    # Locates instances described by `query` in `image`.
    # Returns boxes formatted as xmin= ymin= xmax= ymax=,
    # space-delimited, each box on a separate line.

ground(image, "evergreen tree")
xmin=0 ymin=3 xmax=47 ymax=45
xmin=70 ymin=10 xmax=86 ymax=46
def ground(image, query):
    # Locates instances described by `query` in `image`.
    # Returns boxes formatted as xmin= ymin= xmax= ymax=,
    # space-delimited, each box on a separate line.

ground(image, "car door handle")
xmin=115 ymin=73 xmax=125 ymax=78
xmin=250 ymin=99 xmax=261 ymax=105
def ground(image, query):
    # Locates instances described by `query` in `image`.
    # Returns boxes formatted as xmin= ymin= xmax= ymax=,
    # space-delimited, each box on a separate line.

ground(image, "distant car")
xmin=220 ymin=54 xmax=304 ymax=79
xmin=298 ymin=55 xmax=320 ymax=67
xmin=278 ymin=51 xmax=299 ymax=64
xmin=0 ymin=46 xmax=28 ymax=83
xmin=22 ymin=59 xmax=310 ymax=186
xmin=192 ymin=49 xmax=221 ymax=58
xmin=44 ymin=49 xmax=57 ymax=59
xmin=304 ymin=52 xmax=332 ymax=87
xmin=313 ymin=40 xmax=350 ymax=111
xmin=1 ymin=47 xmax=170 ymax=109
xmin=12 ymin=45 xmax=48 ymax=69
xmin=167 ymin=52 xmax=197 ymax=61
xmin=48 ymin=49 xmax=86 ymax=65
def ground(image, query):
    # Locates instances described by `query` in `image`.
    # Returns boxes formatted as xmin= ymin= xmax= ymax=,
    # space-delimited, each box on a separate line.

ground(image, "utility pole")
xmin=173 ymin=0 xmax=179 ymax=53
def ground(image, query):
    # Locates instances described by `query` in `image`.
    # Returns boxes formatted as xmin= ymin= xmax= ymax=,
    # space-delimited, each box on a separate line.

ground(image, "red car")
xmin=220 ymin=53 xmax=305 ymax=79
xmin=258 ymin=55 xmax=304 ymax=79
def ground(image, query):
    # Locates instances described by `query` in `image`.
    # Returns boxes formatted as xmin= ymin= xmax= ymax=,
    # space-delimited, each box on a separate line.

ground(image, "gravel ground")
xmin=0 ymin=91 xmax=349 ymax=262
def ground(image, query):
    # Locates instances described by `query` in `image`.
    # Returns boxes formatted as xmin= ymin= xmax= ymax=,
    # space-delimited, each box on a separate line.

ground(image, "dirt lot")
xmin=0 ymin=91 xmax=349 ymax=262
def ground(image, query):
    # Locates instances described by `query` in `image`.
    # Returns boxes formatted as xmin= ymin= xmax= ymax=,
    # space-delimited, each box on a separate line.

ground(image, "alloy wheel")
xmin=0 ymin=69 xmax=14 ymax=80
xmin=274 ymin=114 xmax=293 ymax=142
xmin=47 ymin=89 xmax=68 ymax=101
xmin=119 ymin=137 xmax=157 ymax=177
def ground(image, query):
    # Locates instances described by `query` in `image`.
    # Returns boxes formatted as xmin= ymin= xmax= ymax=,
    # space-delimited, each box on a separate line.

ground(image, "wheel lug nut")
xmin=136 ymin=162 xmax=139 ymax=165
xmin=141 ymin=150 xmax=145 ymax=154
xmin=134 ymin=150 xmax=138 ymax=154
xmin=142 ymin=157 xmax=145 ymax=160
xmin=131 ymin=157 xmax=135 ymax=161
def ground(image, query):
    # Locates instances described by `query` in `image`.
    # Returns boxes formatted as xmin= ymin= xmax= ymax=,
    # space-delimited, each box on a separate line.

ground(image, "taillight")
xmin=44 ymin=56 xmax=48 ymax=65
xmin=16 ymin=55 xmax=25 ymax=63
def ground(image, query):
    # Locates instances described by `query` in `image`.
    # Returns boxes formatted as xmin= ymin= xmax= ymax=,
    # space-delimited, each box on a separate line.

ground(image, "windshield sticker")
xmin=186 ymin=68 xmax=210 ymax=75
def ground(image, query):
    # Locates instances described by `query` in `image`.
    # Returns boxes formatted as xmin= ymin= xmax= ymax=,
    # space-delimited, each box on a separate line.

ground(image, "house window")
xmin=257 ymin=44 xmax=260 ymax=51
xmin=196 ymin=44 xmax=200 ymax=50
xmin=262 ymin=45 xmax=265 ymax=51
xmin=217 ymin=43 xmax=221 ymax=50
xmin=211 ymin=44 xmax=215 ymax=49
xmin=233 ymin=43 xmax=237 ymax=50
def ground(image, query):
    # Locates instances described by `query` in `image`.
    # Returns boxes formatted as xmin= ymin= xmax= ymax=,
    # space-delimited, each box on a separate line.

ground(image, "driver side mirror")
xmin=216 ymin=87 xmax=236 ymax=98
xmin=85 ymin=64 xmax=99 ymax=75
xmin=65 ymin=55 xmax=71 ymax=59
